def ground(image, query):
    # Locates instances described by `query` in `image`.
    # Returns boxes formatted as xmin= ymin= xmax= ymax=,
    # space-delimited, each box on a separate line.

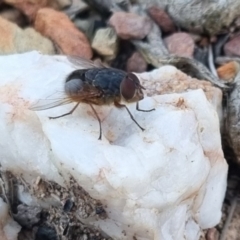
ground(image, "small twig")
xmin=219 ymin=197 xmax=238 ymax=240
xmin=19 ymin=176 xmax=31 ymax=191
xmin=208 ymin=44 xmax=218 ymax=77
xmin=213 ymin=34 xmax=230 ymax=59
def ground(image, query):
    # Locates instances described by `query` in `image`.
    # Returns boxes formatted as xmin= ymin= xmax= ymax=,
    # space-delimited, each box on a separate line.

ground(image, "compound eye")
xmin=120 ymin=75 xmax=136 ymax=100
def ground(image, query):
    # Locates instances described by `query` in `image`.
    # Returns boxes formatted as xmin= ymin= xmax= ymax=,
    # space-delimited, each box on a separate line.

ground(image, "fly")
xmin=30 ymin=56 xmax=155 ymax=140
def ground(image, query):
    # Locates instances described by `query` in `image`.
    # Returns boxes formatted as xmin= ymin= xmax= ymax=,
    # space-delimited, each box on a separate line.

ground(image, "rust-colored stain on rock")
xmin=0 ymin=83 xmax=30 ymax=122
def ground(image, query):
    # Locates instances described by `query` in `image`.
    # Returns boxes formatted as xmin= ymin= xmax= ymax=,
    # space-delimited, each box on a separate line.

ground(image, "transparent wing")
xmin=67 ymin=55 xmax=109 ymax=69
xmin=29 ymin=97 xmax=74 ymax=111
xmin=29 ymin=85 xmax=103 ymax=112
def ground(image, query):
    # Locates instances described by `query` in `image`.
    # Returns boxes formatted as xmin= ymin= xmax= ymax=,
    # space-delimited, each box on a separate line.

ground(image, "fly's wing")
xmin=72 ymin=83 xmax=104 ymax=101
xmin=29 ymin=97 xmax=73 ymax=111
xmin=67 ymin=55 xmax=109 ymax=69
xmin=29 ymin=84 xmax=104 ymax=112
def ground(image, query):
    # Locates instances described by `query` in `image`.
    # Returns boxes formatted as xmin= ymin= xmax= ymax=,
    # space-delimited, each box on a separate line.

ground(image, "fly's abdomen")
xmin=65 ymin=79 xmax=84 ymax=97
xmin=65 ymin=70 xmax=87 ymax=97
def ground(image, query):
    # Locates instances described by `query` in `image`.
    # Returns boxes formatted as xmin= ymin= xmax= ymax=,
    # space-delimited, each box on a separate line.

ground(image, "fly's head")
xmin=120 ymin=73 xmax=145 ymax=103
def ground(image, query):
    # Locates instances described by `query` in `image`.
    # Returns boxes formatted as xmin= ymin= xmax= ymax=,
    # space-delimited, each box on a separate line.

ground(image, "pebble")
xmin=108 ymin=11 xmax=152 ymax=40
xmin=217 ymin=61 xmax=240 ymax=82
xmin=206 ymin=228 xmax=219 ymax=240
xmin=3 ymin=0 xmax=60 ymax=20
xmin=224 ymin=35 xmax=240 ymax=57
xmin=34 ymin=8 xmax=92 ymax=59
xmin=148 ymin=6 xmax=175 ymax=33
xmin=164 ymin=32 xmax=195 ymax=58
xmin=91 ymin=27 xmax=118 ymax=59
xmin=0 ymin=16 xmax=55 ymax=55
xmin=126 ymin=51 xmax=147 ymax=73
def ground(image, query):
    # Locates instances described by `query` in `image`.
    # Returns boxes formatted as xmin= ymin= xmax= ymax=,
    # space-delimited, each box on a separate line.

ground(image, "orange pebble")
xmin=217 ymin=61 xmax=240 ymax=82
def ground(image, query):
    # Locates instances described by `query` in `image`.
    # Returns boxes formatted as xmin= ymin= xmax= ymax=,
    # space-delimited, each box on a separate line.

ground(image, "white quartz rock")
xmin=0 ymin=51 xmax=228 ymax=240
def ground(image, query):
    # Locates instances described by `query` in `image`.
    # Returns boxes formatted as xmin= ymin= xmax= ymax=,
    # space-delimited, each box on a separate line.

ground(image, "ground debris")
xmin=30 ymin=176 xmax=107 ymax=220
xmin=13 ymin=204 xmax=42 ymax=228
xmin=0 ymin=169 xmax=111 ymax=240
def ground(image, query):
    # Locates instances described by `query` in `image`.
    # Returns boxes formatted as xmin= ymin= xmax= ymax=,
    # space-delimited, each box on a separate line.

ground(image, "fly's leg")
xmin=49 ymin=103 xmax=80 ymax=119
xmin=89 ymin=104 xmax=102 ymax=140
xmin=136 ymin=102 xmax=155 ymax=112
xmin=114 ymin=101 xmax=144 ymax=131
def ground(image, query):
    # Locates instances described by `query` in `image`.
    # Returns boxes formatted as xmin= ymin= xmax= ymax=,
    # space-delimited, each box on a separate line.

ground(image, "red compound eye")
xmin=120 ymin=73 xmax=140 ymax=100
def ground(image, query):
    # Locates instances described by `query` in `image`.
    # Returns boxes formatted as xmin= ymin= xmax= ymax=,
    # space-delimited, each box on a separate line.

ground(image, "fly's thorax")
xmin=120 ymin=73 xmax=144 ymax=103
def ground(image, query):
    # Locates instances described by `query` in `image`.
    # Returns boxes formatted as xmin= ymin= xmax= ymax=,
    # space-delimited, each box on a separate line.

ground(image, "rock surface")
xmin=127 ymin=51 xmax=147 ymax=73
xmin=164 ymin=32 xmax=195 ymax=58
xmin=224 ymin=35 xmax=240 ymax=57
xmin=91 ymin=27 xmax=118 ymax=59
xmin=206 ymin=228 xmax=219 ymax=240
xmin=64 ymin=0 xmax=89 ymax=18
xmin=225 ymin=71 xmax=240 ymax=165
xmin=0 ymin=16 xmax=55 ymax=55
xmin=148 ymin=6 xmax=175 ymax=33
xmin=2 ymin=0 xmax=60 ymax=20
xmin=34 ymin=8 xmax=92 ymax=59
xmin=217 ymin=61 xmax=240 ymax=82
xmin=138 ymin=66 xmax=223 ymax=121
xmin=136 ymin=0 xmax=240 ymax=35
xmin=0 ymin=51 xmax=228 ymax=240
xmin=108 ymin=12 xmax=152 ymax=40
xmin=55 ymin=0 xmax=71 ymax=9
